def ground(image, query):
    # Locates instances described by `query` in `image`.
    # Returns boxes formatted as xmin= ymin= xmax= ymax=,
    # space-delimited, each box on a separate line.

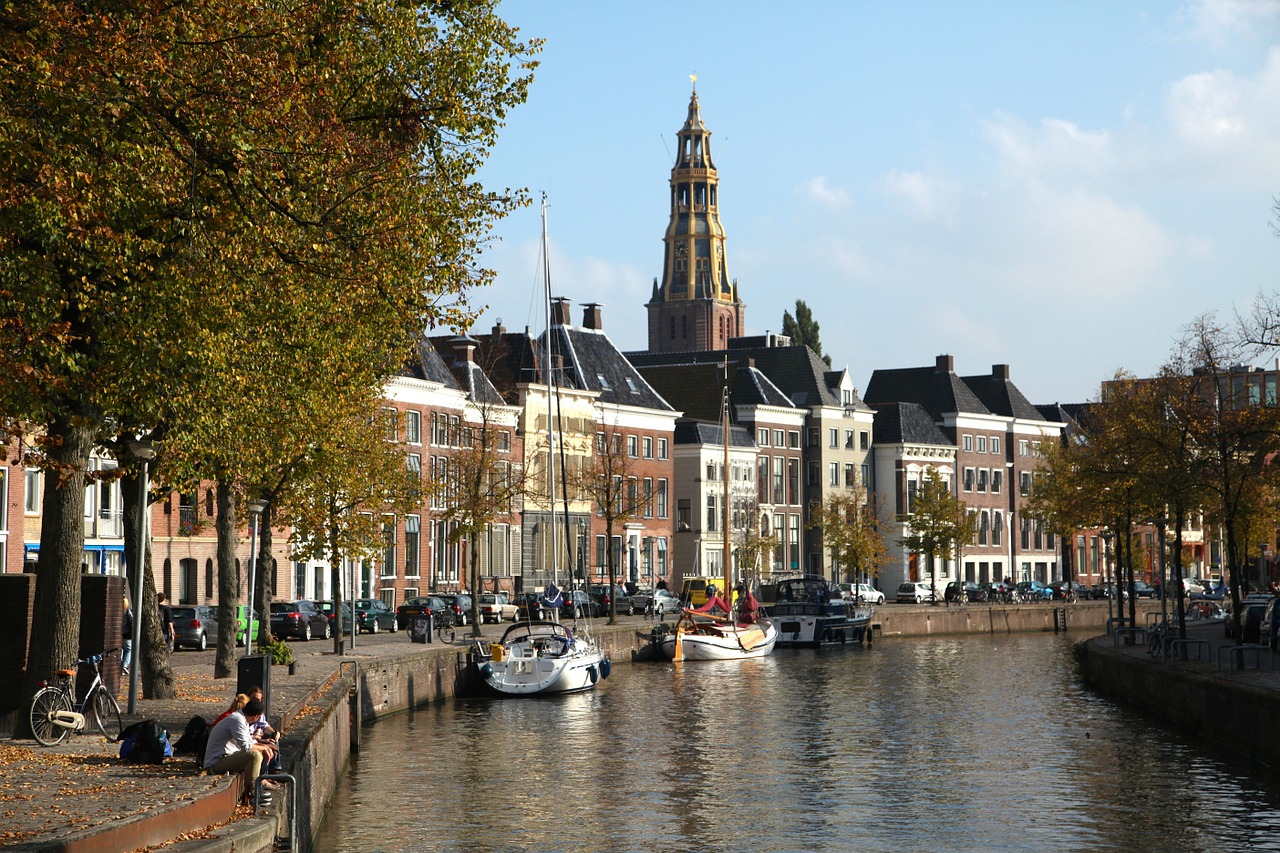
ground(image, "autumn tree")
xmin=781 ymin=300 xmax=831 ymax=367
xmin=732 ymin=497 xmax=781 ymax=581
xmin=898 ymin=468 xmax=975 ymax=604
xmin=0 ymin=2 xmax=537 ymax=712
xmin=809 ymin=487 xmax=890 ymax=592
xmin=433 ymin=393 xmax=527 ymax=637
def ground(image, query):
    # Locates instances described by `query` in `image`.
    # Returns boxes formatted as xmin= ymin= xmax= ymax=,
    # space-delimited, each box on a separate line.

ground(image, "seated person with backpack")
xmin=203 ymin=697 xmax=272 ymax=804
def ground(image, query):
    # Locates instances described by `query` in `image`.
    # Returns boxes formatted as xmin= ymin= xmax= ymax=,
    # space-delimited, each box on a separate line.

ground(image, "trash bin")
xmin=410 ymin=615 xmax=432 ymax=644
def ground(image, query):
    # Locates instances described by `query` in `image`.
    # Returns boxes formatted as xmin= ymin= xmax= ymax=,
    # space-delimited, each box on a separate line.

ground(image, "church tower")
xmin=646 ymin=85 xmax=745 ymax=353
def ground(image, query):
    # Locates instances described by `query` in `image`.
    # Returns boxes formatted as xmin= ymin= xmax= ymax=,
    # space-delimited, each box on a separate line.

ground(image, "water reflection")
xmin=315 ymin=634 xmax=1280 ymax=853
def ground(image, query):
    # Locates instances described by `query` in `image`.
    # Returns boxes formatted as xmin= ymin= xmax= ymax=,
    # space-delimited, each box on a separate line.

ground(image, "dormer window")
xmin=597 ymin=374 xmax=611 ymax=390
xmin=625 ymin=376 xmax=638 ymax=393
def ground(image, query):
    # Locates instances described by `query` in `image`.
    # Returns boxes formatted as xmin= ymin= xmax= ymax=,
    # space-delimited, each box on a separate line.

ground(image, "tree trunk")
xmin=256 ymin=503 xmax=275 ymax=644
xmin=19 ymin=417 xmax=96 ymax=735
xmin=214 ymin=479 xmax=238 ymax=679
xmin=330 ymin=513 xmax=344 ymax=656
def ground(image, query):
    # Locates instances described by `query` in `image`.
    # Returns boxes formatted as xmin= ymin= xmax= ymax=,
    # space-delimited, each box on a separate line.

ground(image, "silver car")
xmin=650 ymin=589 xmax=683 ymax=617
xmin=172 ymin=605 xmax=219 ymax=651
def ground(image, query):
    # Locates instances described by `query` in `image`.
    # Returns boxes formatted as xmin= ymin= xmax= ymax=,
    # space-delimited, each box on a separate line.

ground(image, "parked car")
xmin=270 ymin=600 xmax=332 ymax=641
xmin=513 ymin=592 xmax=547 ymax=621
xmin=319 ymin=600 xmax=358 ymax=635
xmin=588 ymin=584 xmax=635 ymax=616
xmin=229 ymin=604 xmax=260 ymax=646
xmin=1017 ymin=580 xmax=1053 ymax=601
xmin=984 ymin=580 xmax=1015 ymax=602
xmin=1259 ymin=598 xmax=1280 ymax=650
xmin=896 ymin=582 xmax=935 ymax=604
xmin=477 ymin=592 xmax=519 ymax=623
xmin=1241 ymin=601 xmax=1269 ymax=644
xmin=562 ymin=589 xmax=602 ymax=618
xmin=438 ymin=594 xmax=473 ymax=625
xmin=396 ymin=596 xmax=449 ymax=631
xmin=1131 ymin=581 xmax=1156 ymax=599
xmin=1049 ymin=581 xmax=1089 ymax=601
xmin=354 ymin=598 xmax=398 ymax=633
xmin=626 ymin=586 xmax=655 ymax=614
xmin=841 ymin=583 xmax=885 ymax=605
xmin=1226 ymin=593 xmax=1273 ymax=638
xmin=944 ymin=581 xmax=984 ymax=603
xmin=650 ymin=588 xmax=683 ymax=617
xmin=172 ymin=605 xmax=219 ymax=651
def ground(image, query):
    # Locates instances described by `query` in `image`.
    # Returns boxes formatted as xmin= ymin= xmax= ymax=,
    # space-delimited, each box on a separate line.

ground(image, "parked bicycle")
xmin=1147 ymin=621 xmax=1174 ymax=659
xmin=434 ymin=609 xmax=456 ymax=644
xmin=29 ymin=650 xmax=123 ymax=746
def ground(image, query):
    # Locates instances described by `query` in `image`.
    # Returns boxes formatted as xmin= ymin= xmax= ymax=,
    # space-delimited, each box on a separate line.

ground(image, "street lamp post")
xmin=126 ymin=440 xmax=154 ymax=716
xmin=1101 ymin=530 xmax=1114 ymax=631
xmin=1156 ymin=517 xmax=1168 ymax=627
xmin=243 ymin=501 xmax=266 ymax=654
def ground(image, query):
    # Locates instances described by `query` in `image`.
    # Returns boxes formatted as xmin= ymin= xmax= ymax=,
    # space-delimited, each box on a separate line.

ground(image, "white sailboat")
xmin=480 ymin=195 xmax=609 ymax=696
xmin=660 ymin=376 xmax=777 ymax=662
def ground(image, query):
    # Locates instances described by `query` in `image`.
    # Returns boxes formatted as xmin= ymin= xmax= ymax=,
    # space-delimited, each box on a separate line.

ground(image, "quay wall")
xmin=1076 ymin=636 xmax=1280 ymax=769
xmin=871 ymin=600 xmax=1158 ymax=637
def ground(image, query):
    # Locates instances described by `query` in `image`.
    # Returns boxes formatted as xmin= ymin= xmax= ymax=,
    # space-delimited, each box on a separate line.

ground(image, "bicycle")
xmin=434 ymin=610 xmax=456 ymax=644
xmin=29 ymin=650 xmax=123 ymax=746
xmin=1147 ymin=621 xmax=1173 ymax=659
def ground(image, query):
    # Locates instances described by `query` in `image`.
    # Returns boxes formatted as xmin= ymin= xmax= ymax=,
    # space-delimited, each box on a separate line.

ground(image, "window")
xmin=963 ymin=468 xmax=974 ymax=492
xmin=405 ymin=516 xmax=420 ymax=577
xmin=906 ymin=479 xmax=918 ymax=514
xmin=382 ymin=407 xmax=398 ymax=442
xmin=294 ymin=561 xmax=308 ymax=599
xmin=179 ymin=558 xmax=197 ymax=604
xmin=407 ymin=454 xmax=421 ymax=497
xmin=844 ymin=463 xmax=857 ymax=488
xmin=844 ymin=430 xmax=855 ymax=449
xmin=657 ymin=479 xmax=668 ymax=518
xmin=1020 ymin=472 xmax=1032 ymax=496
xmin=789 ymin=515 xmax=800 ymax=571
xmin=25 ymin=468 xmax=40 ymax=514
xmin=596 ymin=535 xmax=607 ymax=571
xmin=628 ymin=435 xmax=639 ymax=457
xmin=773 ymin=457 xmax=784 ymax=504
xmin=993 ymin=512 xmax=1003 ymax=546
xmin=978 ymin=511 xmax=989 ymax=545
xmin=829 ymin=462 xmax=839 ymax=486
xmin=773 ymin=429 xmax=784 ymax=448
xmin=677 ymin=498 xmax=691 ymax=530
xmin=0 ymin=468 xmax=6 ymax=530
xmin=788 ymin=459 xmax=799 ymax=504
xmin=658 ymin=438 xmax=668 ymax=460
xmin=381 ymin=517 xmax=397 ymax=578
xmin=861 ymin=464 xmax=870 ymax=487
xmin=1021 ymin=517 xmax=1031 ymax=550
xmin=789 ymin=431 xmax=800 ymax=449
xmin=1019 ymin=440 xmax=1029 ymax=457
xmin=657 ymin=538 xmax=668 ymax=578
xmin=976 ymin=436 xmax=986 ymax=453
xmin=860 ymin=430 xmax=870 ymax=450
xmin=977 ymin=469 xmax=988 ymax=492
xmin=992 ymin=470 xmax=1003 ymax=494
xmin=758 ymin=457 xmax=769 ymax=503
xmin=829 ymin=428 xmax=838 ymax=448
xmin=808 ymin=428 xmax=819 ymax=447
xmin=406 ymin=411 xmax=421 ymax=444
xmin=963 ymin=434 xmax=973 ymax=452
xmin=991 ymin=437 xmax=1000 ymax=454
xmin=706 ymin=493 xmax=718 ymax=532
xmin=597 ymin=374 xmax=611 ymax=391
xmin=643 ymin=437 xmax=653 ymax=459
xmin=807 ymin=461 xmax=820 ymax=485
xmin=757 ymin=428 xmax=769 ymax=447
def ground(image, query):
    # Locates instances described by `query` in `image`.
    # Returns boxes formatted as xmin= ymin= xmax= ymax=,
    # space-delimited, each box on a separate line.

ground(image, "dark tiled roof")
xmin=871 ymin=402 xmax=952 ymax=446
xmin=864 ymin=360 xmax=989 ymax=418
xmin=673 ymin=418 xmax=756 ymax=448
xmin=407 ymin=337 xmax=462 ymax=389
xmin=550 ymin=326 xmax=674 ymax=411
xmin=735 ymin=365 xmax=792 ymax=408
xmin=637 ymin=363 xmax=727 ymax=422
xmin=627 ymin=343 xmax=871 ymax=411
xmin=962 ymin=370 xmax=1045 ymax=421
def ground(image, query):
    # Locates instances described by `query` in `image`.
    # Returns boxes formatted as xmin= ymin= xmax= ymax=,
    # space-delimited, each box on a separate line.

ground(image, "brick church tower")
xmin=646 ymin=85 xmax=745 ymax=353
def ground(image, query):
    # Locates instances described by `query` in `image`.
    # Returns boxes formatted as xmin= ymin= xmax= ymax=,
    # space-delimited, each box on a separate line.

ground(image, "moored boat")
xmin=766 ymin=576 xmax=874 ymax=647
xmin=477 ymin=620 xmax=609 ymax=695
xmin=658 ymin=609 xmax=777 ymax=661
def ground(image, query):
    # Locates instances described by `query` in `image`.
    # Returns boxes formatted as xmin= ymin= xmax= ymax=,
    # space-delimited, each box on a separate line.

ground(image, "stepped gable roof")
xmin=871 ymin=402 xmax=952 ymax=446
xmin=627 ymin=342 xmax=870 ymax=411
xmin=407 ymin=337 xmax=462 ymax=389
xmin=961 ymin=365 xmax=1045 ymax=421
xmin=548 ymin=325 xmax=673 ymax=411
xmin=673 ymin=418 xmax=756 ymax=448
xmin=864 ymin=355 xmax=989 ymax=419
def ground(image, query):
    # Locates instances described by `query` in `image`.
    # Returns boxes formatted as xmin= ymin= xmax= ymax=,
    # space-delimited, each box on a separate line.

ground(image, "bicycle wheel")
xmin=437 ymin=622 xmax=455 ymax=644
xmin=30 ymin=687 xmax=72 ymax=746
xmin=92 ymin=688 xmax=123 ymax=741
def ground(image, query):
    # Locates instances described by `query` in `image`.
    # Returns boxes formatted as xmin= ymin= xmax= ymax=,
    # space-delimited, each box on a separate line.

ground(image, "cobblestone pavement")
xmin=0 ymin=631 xmax=416 ymax=852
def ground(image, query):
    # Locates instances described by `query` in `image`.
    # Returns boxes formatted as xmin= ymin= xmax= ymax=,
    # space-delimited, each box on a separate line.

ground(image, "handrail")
xmin=254 ymin=772 xmax=297 ymax=850
xmin=1216 ymin=643 xmax=1275 ymax=671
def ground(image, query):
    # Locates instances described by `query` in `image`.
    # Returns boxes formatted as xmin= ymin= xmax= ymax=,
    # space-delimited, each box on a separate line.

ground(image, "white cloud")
xmin=981 ymin=115 xmax=1113 ymax=183
xmin=881 ymin=169 xmax=946 ymax=220
xmin=798 ymin=175 xmax=852 ymax=210
xmin=1180 ymin=0 xmax=1280 ymax=44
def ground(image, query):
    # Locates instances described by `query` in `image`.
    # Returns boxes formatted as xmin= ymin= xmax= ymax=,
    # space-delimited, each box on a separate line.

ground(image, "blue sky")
xmin=470 ymin=0 xmax=1280 ymax=405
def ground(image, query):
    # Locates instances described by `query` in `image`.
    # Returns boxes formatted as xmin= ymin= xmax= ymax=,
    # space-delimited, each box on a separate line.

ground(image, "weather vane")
xmin=690 ymin=72 xmax=697 ymax=91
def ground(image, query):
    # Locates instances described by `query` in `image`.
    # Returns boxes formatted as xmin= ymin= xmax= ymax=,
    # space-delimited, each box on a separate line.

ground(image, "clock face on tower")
xmin=675 ymin=243 xmax=688 ymax=259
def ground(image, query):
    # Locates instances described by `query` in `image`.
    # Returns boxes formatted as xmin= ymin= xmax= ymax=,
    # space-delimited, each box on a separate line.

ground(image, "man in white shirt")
xmin=203 ymin=697 xmax=268 ymax=802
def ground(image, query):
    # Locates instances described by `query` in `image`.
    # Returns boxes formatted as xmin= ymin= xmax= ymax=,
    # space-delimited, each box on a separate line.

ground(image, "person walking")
xmin=157 ymin=592 xmax=174 ymax=652
xmin=121 ymin=600 xmax=134 ymax=673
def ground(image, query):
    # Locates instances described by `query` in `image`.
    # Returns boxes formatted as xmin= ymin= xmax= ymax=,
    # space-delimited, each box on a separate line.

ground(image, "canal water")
xmin=313 ymin=632 xmax=1280 ymax=852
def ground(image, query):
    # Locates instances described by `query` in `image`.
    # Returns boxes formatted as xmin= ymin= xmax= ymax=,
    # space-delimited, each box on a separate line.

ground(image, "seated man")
xmin=203 ymin=697 xmax=271 ymax=804
xmin=246 ymin=686 xmax=282 ymax=775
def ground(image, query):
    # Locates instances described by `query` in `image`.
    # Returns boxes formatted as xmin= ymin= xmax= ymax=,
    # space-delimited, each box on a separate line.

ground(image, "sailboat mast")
xmin=541 ymin=194 xmax=558 ymax=586
xmin=722 ymin=362 xmax=731 ymax=604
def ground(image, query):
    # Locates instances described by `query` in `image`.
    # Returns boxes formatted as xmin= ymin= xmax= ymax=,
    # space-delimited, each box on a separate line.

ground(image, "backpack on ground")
xmin=173 ymin=715 xmax=209 ymax=755
xmin=119 ymin=719 xmax=172 ymax=765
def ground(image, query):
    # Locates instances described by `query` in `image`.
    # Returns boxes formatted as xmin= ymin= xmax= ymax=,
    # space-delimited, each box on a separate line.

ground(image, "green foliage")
xmin=781 ymin=300 xmax=831 ymax=367
xmin=898 ymin=468 xmax=975 ymax=595
xmin=810 ymin=487 xmax=889 ymax=583
xmin=260 ymin=637 xmax=294 ymax=667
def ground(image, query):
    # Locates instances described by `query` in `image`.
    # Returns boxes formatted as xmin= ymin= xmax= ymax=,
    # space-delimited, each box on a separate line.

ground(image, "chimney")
xmin=936 ymin=354 xmax=954 ymax=373
xmin=992 ymin=364 xmax=1010 ymax=380
xmin=582 ymin=302 xmax=603 ymax=330
xmin=492 ymin=319 xmax=506 ymax=336
xmin=451 ymin=335 xmax=477 ymax=363
xmin=551 ymin=297 xmax=572 ymax=327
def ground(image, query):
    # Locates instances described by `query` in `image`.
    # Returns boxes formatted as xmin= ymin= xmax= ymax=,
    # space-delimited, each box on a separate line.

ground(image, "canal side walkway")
xmin=1076 ymin=615 xmax=1280 ymax=768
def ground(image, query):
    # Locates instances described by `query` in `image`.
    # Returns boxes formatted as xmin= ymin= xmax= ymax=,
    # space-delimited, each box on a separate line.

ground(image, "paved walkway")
xmin=0 ymin=634 xmax=410 ymax=853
